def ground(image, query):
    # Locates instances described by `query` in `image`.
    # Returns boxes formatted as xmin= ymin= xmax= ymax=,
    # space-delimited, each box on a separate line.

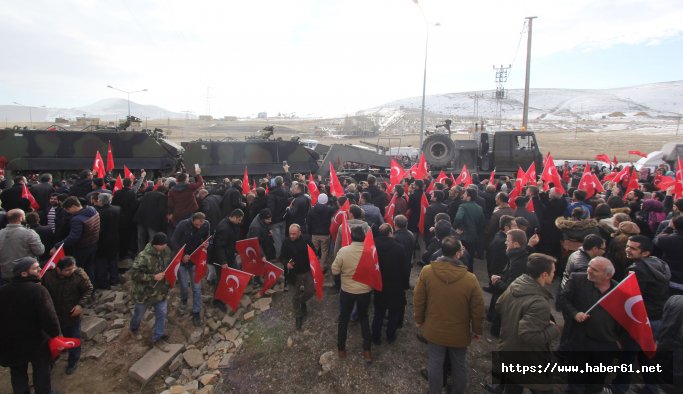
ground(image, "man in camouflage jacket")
xmin=129 ymin=233 xmax=173 ymax=351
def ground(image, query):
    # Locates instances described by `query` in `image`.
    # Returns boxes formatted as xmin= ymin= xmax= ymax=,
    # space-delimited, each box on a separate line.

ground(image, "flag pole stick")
xmin=584 ymin=272 xmax=634 ymax=314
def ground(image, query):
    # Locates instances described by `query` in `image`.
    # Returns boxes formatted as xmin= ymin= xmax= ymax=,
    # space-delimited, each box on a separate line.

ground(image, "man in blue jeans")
xmin=130 ymin=233 xmax=173 ymax=351
xmin=170 ymin=212 xmax=210 ymax=327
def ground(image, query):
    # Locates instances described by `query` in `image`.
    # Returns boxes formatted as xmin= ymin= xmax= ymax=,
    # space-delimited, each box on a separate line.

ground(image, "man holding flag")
xmin=170 ymin=212 xmax=210 ymax=327
xmin=280 ymin=223 xmax=316 ymax=330
xmin=129 ymin=233 xmax=173 ymax=351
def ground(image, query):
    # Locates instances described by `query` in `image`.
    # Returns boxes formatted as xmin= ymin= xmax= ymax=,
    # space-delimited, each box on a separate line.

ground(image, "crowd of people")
xmin=0 ymin=158 xmax=681 ymax=393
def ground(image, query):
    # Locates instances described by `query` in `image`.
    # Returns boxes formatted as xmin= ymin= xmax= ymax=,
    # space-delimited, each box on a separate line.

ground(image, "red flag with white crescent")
xmin=236 ymin=237 xmax=264 ymax=276
xmin=329 ymin=163 xmax=344 ymax=197
xmin=340 ymin=214 xmax=352 ymax=248
xmin=21 ymin=184 xmax=40 ymax=210
xmin=106 ymin=141 xmax=115 ymax=172
xmin=92 ymin=151 xmax=105 ymax=178
xmin=578 ymin=162 xmax=596 ymax=198
xmin=508 ymin=167 xmax=526 ymax=209
xmin=454 ymin=164 xmax=472 ymax=187
xmin=414 ymin=153 xmax=428 ymax=180
xmin=628 ymin=150 xmax=648 ymax=158
xmin=164 ymin=245 xmax=186 ymax=288
xmin=525 ymin=162 xmax=536 ymax=185
xmin=435 ymin=170 xmax=448 ymax=184
xmin=242 ymin=167 xmax=251 ymax=195
xmin=390 ymin=159 xmax=407 ymax=187
xmin=215 ymin=267 xmax=253 ymax=312
xmin=48 ymin=336 xmax=81 ymax=360
xmin=190 ymin=236 xmax=212 ymax=284
xmin=308 ymin=173 xmax=320 ymax=206
xmin=124 ymin=165 xmax=135 ymax=181
xmin=384 ymin=193 xmax=397 ymax=227
xmin=352 ymin=230 xmax=382 ymax=291
xmin=623 ymin=168 xmax=640 ymax=200
xmin=112 ymin=175 xmax=123 ymax=194
xmin=597 ymin=272 xmax=656 ymax=357
xmin=260 ymin=261 xmax=284 ymax=295
xmin=307 ymin=245 xmax=324 ymax=300
xmin=488 ymin=168 xmax=496 ymax=185
xmin=40 ymin=244 xmax=65 ymax=279
xmin=418 ymin=192 xmax=428 ymax=235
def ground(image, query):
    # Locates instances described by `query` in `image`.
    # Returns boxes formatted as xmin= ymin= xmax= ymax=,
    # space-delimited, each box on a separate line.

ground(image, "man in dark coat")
xmin=424 ymin=190 xmax=448 ymax=245
xmin=0 ymin=176 xmax=30 ymax=212
xmin=197 ymin=188 xmax=223 ymax=232
xmin=366 ymin=175 xmax=387 ymax=216
xmin=211 ymin=209 xmax=244 ymax=311
xmin=485 ymin=215 xmax=516 ymax=286
xmin=0 ymin=257 xmax=60 ymax=394
xmin=267 ymin=174 xmax=292 ymax=258
xmin=654 ymin=215 xmax=683 ymax=293
xmin=534 ymin=187 xmax=568 ymax=259
xmin=407 ymin=180 xmax=425 ymax=235
xmin=307 ymin=194 xmax=334 ymax=268
xmin=513 ymin=195 xmax=539 ymax=238
xmin=135 ymin=185 xmax=168 ymax=252
xmin=30 ymin=173 xmax=54 ymax=224
xmin=25 ymin=211 xmax=54 ymax=263
xmin=53 ymin=196 xmax=100 ymax=282
xmin=69 ymin=170 xmax=94 ymax=199
xmin=489 ymin=229 xmax=528 ymax=337
xmin=484 ymin=192 xmax=514 ymax=247
xmin=372 ymin=224 xmax=411 ymax=344
xmin=220 ymin=179 xmax=245 ymax=219
xmin=247 ymin=208 xmax=276 ymax=260
xmin=280 ymin=223 xmax=315 ymax=330
xmin=95 ymin=193 xmax=121 ymax=288
xmin=112 ymin=177 xmax=138 ymax=259
xmin=286 ymin=183 xmax=310 ymax=234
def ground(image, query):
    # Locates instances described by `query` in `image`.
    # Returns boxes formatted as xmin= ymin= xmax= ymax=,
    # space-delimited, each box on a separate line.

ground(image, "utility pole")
xmin=677 ymin=115 xmax=681 ymax=136
xmin=521 ymin=16 xmax=537 ymax=131
xmin=493 ymin=64 xmax=511 ymax=127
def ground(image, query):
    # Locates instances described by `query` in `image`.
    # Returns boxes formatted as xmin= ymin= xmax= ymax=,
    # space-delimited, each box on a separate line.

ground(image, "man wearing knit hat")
xmin=129 ymin=233 xmax=173 ymax=351
xmin=0 ymin=257 xmax=60 ymax=393
xmin=307 ymin=193 xmax=335 ymax=274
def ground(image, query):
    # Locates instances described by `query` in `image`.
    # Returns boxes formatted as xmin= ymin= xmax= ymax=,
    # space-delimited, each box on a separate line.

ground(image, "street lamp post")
xmin=412 ymin=0 xmax=439 ymax=153
xmin=106 ymin=85 xmax=148 ymax=118
xmin=13 ymin=102 xmax=45 ymax=128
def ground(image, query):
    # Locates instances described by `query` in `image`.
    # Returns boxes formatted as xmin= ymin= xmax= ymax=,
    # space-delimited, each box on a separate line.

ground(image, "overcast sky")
xmin=2 ymin=0 xmax=682 ymax=117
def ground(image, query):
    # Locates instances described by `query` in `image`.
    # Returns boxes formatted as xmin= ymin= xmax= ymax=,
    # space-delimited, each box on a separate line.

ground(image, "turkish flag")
xmin=655 ymin=174 xmax=675 ymax=190
xmin=340 ymin=214 xmax=352 ymax=248
xmin=488 ymin=168 xmax=496 ymax=185
xmin=455 ymin=164 xmax=472 ymax=187
xmin=40 ymin=244 xmax=65 ymax=279
xmin=508 ymin=167 xmax=526 ymax=209
xmin=124 ymin=165 xmax=135 ymax=181
xmin=628 ymin=150 xmax=648 ymax=158
xmin=435 ymin=170 xmax=448 ymax=184
xmin=307 ymin=245 xmax=324 ymax=300
xmin=352 ymin=230 xmax=382 ymax=291
xmin=164 ymin=245 xmax=186 ymax=288
xmin=414 ymin=153 xmax=429 ymax=180
xmin=242 ymin=167 xmax=251 ymax=195
xmin=340 ymin=199 xmax=350 ymax=213
xmin=613 ymin=155 xmax=618 ymax=165
xmin=597 ymin=272 xmax=656 ymax=357
xmin=604 ymin=165 xmax=630 ymax=184
xmin=329 ymin=208 xmax=347 ymax=244
xmin=48 ymin=336 xmax=81 ymax=360
xmin=527 ymin=198 xmax=535 ymax=213
xmin=418 ymin=192 xmax=428 ymax=235
xmin=425 ymin=179 xmax=435 ymax=194
xmin=540 ymin=154 xmax=565 ymax=194
xmin=623 ymin=168 xmax=640 ymax=200
xmin=595 ymin=154 xmax=611 ymax=164
xmin=674 ymin=157 xmax=683 ymax=199
xmin=525 ymin=162 xmax=536 ymax=185
xmin=190 ymin=236 xmax=211 ymax=284
xmin=260 ymin=261 xmax=284 ymax=295
xmin=21 ymin=184 xmax=40 ymax=210
xmin=578 ymin=162 xmax=596 ymax=198
xmin=329 ymin=163 xmax=344 ymax=197
xmin=112 ymin=175 xmax=123 ymax=194
xmin=308 ymin=173 xmax=320 ymax=206
xmin=384 ymin=193 xmax=397 ymax=227
xmin=152 ymin=179 xmax=161 ymax=191
xmin=106 ymin=141 xmax=115 ymax=172
xmin=390 ymin=159 xmax=408 ymax=187
xmin=92 ymin=151 xmax=106 ymax=178
xmin=236 ymin=238 xmax=264 ymax=276
xmin=215 ymin=267 xmax=253 ymax=312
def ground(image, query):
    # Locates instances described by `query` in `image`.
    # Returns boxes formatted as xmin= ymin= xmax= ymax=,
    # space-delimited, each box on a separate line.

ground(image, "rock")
xmin=218 ymin=353 xmax=232 ymax=368
xmin=216 ymin=341 xmax=232 ymax=352
xmin=287 ymin=337 xmax=293 ymax=348
xmin=165 ymin=376 xmax=177 ymax=385
xmin=239 ymin=296 xmax=252 ymax=308
xmin=99 ymin=290 xmax=116 ymax=303
xmin=182 ymin=348 xmax=204 ymax=368
xmin=128 ymin=343 xmax=184 ymax=384
xmin=257 ymin=304 xmax=270 ymax=312
xmin=160 ymin=390 xmax=171 ymax=394
xmin=207 ymin=344 xmax=216 ymax=356
xmin=199 ymin=373 xmax=218 ymax=386
xmin=319 ymin=350 xmax=338 ymax=373
xmin=265 ymin=289 xmax=275 ymax=295
xmin=197 ymin=385 xmax=214 ymax=394
xmin=103 ymin=328 xmax=122 ymax=343
xmin=224 ymin=328 xmax=240 ymax=342
xmin=169 ymin=385 xmax=186 ymax=394
xmin=184 ymin=380 xmax=199 ymax=393
xmin=110 ymin=318 xmax=126 ymax=329
xmin=207 ymin=354 xmax=221 ymax=370
xmin=81 ymin=316 xmax=107 ymax=340
xmin=232 ymin=338 xmax=243 ymax=350
xmin=188 ymin=329 xmax=203 ymax=344
xmin=207 ymin=319 xmax=220 ymax=331
xmin=169 ymin=354 xmax=184 ymax=372
xmin=222 ymin=314 xmax=237 ymax=328
xmin=243 ymin=310 xmax=255 ymax=321
xmin=84 ymin=347 xmax=106 ymax=360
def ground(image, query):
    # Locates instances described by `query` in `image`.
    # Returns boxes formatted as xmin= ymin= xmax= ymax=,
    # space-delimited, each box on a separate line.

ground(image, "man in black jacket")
xmin=486 ymin=215 xmax=517 ymax=286
xmin=287 ymin=183 xmax=310 ymax=234
xmin=534 ymin=187 xmax=568 ymax=259
xmin=220 ymin=179 xmax=244 ymax=219
xmin=424 ymin=190 xmax=448 ymax=246
xmin=366 ymin=175 xmax=387 ymax=216
xmin=135 ymin=185 xmax=168 ymax=252
xmin=211 ymin=209 xmax=244 ymax=311
xmin=372 ymin=224 xmax=410 ymax=344
xmin=268 ymin=174 xmax=291 ymax=259
xmin=197 ymin=188 xmax=222 ymax=232
xmin=247 ymin=208 xmax=275 ymax=260
xmin=489 ymin=229 xmax=527 ymax=337
xmin=0 ymin=175 xmax=30 ymax=212
xmin=171 ymin=212 xmax=211 ymax=326
xmin=307 ymin=194 xmax=334 ymax=270
xmin=30 ymin=173 xmax=54 ymax=224
xmin=0 ymin=257 xmax=60 ymax=394
xmin=94 ymin=193 xmax=121 ymax=289
xmin=280 ymin=223 xmax=315 ymax=330
xmin=112 ymin=177 xmax=138 ymax=260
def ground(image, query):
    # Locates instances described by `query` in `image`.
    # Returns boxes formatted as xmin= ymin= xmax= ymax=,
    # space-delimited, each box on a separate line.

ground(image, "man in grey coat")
xmin=0 ymin=209 xmax=44 ymax=284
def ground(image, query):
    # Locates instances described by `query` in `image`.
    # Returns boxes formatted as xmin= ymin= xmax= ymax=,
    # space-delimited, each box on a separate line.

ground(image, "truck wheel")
xmin=422 ymin=134 xmax=455 ymax=167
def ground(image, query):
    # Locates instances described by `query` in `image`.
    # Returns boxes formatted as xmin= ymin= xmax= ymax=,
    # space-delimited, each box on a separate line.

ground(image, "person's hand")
xmin=222 ymin=264 xmax=229 ymax=270
xmin=574 ymin=312 xmax=590 ymax=322
xmin=70 ymin=305 xmax=82 ymax=318
xmin=283 ymin=163 xmax=290 ymax=172
xmin=455 ymin=228 xmax=464 ymax=235
xmin=666 ymin=186 xmax=674 ymax=196
xmin=528 ymin=233 xmax=540 ymax=247
xmin=154 ymin=272 xmax=165 ymax=281
xmin=491 ymin=275 xmax=501 ymax=285
xmin=549 ymin=320 xmax=560 ymax=331
xmin=195 ymin=165 xmax=201 ymax=175
xmin=429 ymin=226 xmax=436 ymax=234
xmin=166 ymin=214 xmax=173 ymax=222
xmin=49 ymin=247 xmax=56 ymax=255
xmin=182 ymin=255 xmax=191 ymax=263
xmin=140 ymin=169 xmax=147 ymax=178
xmin=415 ymin=322 xmax=423 ymax=329
xmin=287 ymin=262 xmax=294 ymax=270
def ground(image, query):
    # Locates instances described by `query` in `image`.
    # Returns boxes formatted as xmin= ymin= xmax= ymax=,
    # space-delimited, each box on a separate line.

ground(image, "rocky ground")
xmin=0 ymin=258 xmax=565 ymax=394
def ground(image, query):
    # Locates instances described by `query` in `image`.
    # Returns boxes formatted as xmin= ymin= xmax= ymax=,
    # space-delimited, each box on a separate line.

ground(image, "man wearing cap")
xmin=0 ymin=208 xmax=45 ymax=285
xmin=247 ymin=208 xmax=276 ymax=260
xmin=0 ymin=257 xmax=60 ymax=393
xmin=129 ymin=233 xmax=173 ymax=351
xmin=307 ymin=193 xmax=335 ymax=271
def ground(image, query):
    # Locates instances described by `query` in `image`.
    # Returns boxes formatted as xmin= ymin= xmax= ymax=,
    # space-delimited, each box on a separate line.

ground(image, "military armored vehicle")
xmin=0 ymin=126 xmax=181 ymax=180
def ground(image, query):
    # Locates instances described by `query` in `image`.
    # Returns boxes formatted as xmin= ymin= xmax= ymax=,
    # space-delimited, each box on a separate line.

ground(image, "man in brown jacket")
xmin=414 ymin=236 xmax=485 ymax=394
xmin=167 ymin=166 xmax=204 ymax=227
